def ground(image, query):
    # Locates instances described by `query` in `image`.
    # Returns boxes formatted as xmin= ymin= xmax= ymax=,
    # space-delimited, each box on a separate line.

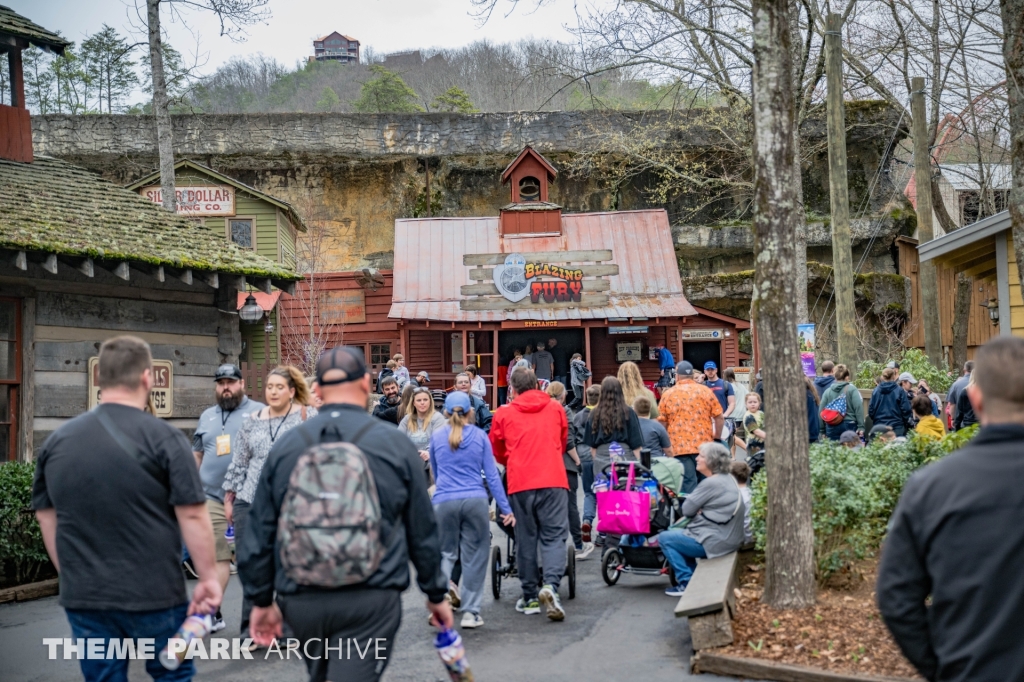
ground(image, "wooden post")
xmin=911 ymin=77 xmax=943 ymax=367
xmin=492 ymin=328 xmax=500 ymax=406
xmin=584 ymin=325 xmax=592 ymax=386
xmin=824 ymin=13 xmax=858 ymax=374
xmin=8 ymin=49 xmax=25 ymax=109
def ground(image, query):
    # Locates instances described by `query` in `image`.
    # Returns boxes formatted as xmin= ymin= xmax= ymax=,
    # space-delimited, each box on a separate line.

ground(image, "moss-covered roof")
xmin=0 ymin=5 xmax=69 ymax=53
xmin=0 ymin=156 xmax=297 ymax=279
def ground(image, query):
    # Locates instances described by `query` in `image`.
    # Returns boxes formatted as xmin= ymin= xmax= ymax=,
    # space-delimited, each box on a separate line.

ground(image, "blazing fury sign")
xmin=462 ymin=250 xmax=617 ymax=311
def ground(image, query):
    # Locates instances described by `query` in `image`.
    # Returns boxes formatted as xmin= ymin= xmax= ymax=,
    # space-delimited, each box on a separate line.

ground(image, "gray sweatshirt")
xmin=681 ymin=473 xmax=746 ymax=558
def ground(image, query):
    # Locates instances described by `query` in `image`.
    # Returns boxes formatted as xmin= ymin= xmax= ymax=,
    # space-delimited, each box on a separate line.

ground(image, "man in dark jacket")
xmin=813 ymin=361 xmax=836 ymax=397
xmin=373 ymin=375 xmax=402 ymax=424
xmin=878 ymin=337 xmax=1024 ymax=682
xmin=868 ymin=369 xmax=914 ymax=436
xmin=455 ymin=372 xmax=493 ymax=432
xmin=238 ymin=347 xmax=451 ymax=682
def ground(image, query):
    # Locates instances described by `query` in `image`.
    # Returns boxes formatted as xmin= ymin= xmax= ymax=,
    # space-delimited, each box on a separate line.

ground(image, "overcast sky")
xmin=12 ymin=0 xmax=584 ymax=73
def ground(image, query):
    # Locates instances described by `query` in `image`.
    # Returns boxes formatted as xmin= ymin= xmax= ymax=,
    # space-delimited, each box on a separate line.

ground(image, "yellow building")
xmin=918 ymin=211 xmax=1023 ymax=339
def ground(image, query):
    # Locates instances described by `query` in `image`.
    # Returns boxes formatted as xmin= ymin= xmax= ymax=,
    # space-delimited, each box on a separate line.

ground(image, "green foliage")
xmin=0 ymin=462 xmax=51 ymax=588
xmin=854 ymin=347 xmax=957 ymax=393
xmin=353 ymin=65 xmax=423 ymax=113
xmin=315 ymin=86 xmax=340 ymax=112
xmin=431 ymin=86 xmax=477 ymax=113
xmin=749 ymin=426 xmax=978 ymax=583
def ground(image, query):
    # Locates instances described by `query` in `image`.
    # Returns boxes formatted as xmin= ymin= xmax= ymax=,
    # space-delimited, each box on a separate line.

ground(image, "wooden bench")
xmin=674 ymin=552 xmax=739 ymax=650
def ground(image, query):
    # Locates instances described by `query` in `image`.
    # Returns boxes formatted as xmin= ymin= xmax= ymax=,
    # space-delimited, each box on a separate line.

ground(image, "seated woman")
xmin=658 ymin=442 xmax=746 ymax=597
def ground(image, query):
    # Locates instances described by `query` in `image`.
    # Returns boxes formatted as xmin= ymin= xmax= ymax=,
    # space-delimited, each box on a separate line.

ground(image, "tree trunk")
xmin=1002 ymin=0 xmax=1024 ymax=300
xmin=147 ymin=0 xmax=176 ymax=212
xmin=789 ymin=0 xmax=808 ymax=323
xmin=951 ymin=273 xmax=972 ymax=374
xmin=751 ymin=0 xmax=816 ymax=610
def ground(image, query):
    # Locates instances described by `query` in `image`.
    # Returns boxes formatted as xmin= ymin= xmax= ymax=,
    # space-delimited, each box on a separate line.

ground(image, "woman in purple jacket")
xmin=430 ymin=392 xmax=515 ymax=629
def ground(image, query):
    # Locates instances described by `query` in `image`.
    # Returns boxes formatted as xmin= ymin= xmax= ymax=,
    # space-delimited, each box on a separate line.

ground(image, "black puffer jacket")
xmin=869 ymin=381 xmax=914 ymax=435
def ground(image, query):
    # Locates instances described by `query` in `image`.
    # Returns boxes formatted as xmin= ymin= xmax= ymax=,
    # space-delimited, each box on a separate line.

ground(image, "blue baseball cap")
xmin=443 ymin=391 xmax=471 ymax=415
xmin=704 ymin=361 xmax=718 ymax=370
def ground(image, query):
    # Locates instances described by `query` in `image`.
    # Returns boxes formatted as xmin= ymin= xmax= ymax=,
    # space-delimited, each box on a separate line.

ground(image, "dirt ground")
xmin=714 ymin=556 xmax=922 ymax=679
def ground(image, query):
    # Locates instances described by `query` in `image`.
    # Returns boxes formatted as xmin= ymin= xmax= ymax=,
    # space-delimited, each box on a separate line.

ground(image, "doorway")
xmin=683 ymin=341 xmax=721 ymax=372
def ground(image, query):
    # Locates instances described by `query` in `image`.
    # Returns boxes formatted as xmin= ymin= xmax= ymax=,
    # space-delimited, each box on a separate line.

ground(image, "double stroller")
xmin=599 ymin=458 xmax=686 ymax=586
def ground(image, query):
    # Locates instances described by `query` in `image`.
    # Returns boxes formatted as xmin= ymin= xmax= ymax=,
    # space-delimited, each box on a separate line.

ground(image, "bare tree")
xmin=1000 ymin=0 xmax=1024 ymax=293
xmin=138 ymin=0 xmax=270 ymax=211
xmin=750 ymin=0 xmax=817 ymax=610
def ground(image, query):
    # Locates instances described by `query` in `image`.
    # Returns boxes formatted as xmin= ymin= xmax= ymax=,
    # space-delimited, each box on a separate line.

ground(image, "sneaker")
xmin=515 ymin=597 xmax=541 ymax=615
xmin=210 ymin=615 xmax=227 ymax=633
xmin=181 ymin=558 xmax=198 ymax=579
xmin=594 ymin=533 xmax=606 ymax=548
xmin=538 ymin=585 xmax=565 ymax=621
xmin=448 ymin=581 xmax=461 ymax=609
xmin=581 ymin=521 xmax=592 ymax=543
xmin=229 ymin=561 xmax=238 ymax=575
xmin=575 ymin=542 xmax=595 ymax=561
xmin=665 ymin=585 xmax=687 ymax=597
xmin=461 ymin=612 xmax=484 ymax=629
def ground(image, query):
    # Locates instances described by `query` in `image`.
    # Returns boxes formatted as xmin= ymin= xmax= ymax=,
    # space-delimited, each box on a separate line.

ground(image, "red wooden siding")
xmin=0 ymin=104 xmax=33 ymax=163
xmin=499 ymin=209 xmax=562 ymax=236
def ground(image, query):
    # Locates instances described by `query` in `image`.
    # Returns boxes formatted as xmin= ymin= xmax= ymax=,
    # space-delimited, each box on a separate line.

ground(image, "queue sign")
xmin=88 ymin=357 xmax=174 ymax=418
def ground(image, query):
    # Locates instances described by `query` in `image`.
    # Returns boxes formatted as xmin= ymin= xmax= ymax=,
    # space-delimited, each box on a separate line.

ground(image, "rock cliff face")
xmin=33 ymin=108 xmax=913 ymax=327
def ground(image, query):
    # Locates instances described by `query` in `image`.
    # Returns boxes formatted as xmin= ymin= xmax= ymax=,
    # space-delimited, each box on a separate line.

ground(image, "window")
xmin=229 ymin=219 xmax=254 ymax=249
xmin=0 ymin=298 xmax=20 ymax=460
xmin=370 ymin=344 xmax=391 ymax=366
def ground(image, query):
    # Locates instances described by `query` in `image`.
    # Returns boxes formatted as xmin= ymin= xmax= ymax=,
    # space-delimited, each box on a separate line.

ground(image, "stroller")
xmin=599 ymin=458 xmax=686 ymax=586
xmin=491 ymin=472 xmax=577 ymax=600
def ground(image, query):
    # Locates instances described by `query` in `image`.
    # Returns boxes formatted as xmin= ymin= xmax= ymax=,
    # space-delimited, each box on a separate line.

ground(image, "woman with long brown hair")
xmin=583 ymin=376 xmax=644 ymax=474
xmin=618 ymin=361 xmax=659 ymax=419
xmin=223 ymin=365 xmax=315 ymax=641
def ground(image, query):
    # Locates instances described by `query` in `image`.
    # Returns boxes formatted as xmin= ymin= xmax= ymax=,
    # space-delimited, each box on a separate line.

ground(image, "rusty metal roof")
xmin=390 ymin=209 xmax=697 ymax=322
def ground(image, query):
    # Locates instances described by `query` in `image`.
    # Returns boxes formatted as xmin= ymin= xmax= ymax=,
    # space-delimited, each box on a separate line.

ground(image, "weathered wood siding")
xmin=1010 ymin=254 xmax=1024 ymax=337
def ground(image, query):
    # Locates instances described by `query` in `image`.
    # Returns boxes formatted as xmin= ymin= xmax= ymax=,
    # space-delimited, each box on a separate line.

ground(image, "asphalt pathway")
xmin=0 ymin=524 xmax=746 ymax=682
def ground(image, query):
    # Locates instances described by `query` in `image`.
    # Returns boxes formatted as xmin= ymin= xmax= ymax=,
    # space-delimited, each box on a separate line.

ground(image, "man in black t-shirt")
xmin=32 ymin=336 xmax=221 ymax=682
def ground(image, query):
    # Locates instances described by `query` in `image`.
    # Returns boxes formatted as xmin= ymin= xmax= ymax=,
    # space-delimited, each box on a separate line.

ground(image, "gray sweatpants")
xmin=510 ymin=487 xmax=569 ymax=601
xmin=434 ymin=497 xmax=491 ymax=616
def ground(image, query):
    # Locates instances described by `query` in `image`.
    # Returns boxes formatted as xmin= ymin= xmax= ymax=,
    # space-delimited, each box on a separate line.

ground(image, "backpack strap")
xmin=95 ymin=408 xmax=170 ymax=492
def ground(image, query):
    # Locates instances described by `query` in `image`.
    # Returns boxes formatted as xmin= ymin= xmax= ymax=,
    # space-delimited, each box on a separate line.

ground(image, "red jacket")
xmin=490 ymin=389 xmax=568 ymax=494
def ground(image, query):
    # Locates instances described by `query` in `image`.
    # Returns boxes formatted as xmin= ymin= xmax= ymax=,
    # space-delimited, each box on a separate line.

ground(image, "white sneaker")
xmin=461 ymin=612 xmax=484 ymax=629
xmin=210 ymin=616 xmax=227 ymax=633
xmin=575 ymin=542 xmax=595 ymax=560
xmin=538 ymin=585 xmax=565 ymax=621
xmin=448 ymin=581 xmax=462 ymax=609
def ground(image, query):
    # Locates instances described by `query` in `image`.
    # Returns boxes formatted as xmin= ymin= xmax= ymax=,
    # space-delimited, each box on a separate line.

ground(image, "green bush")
xmin=748 ymin=425 xmax=978 ymax=583
xmin=0 ymin=461 xmax=52 ymax=588
xmin=854 ymin=347 xmax=957 ymax=392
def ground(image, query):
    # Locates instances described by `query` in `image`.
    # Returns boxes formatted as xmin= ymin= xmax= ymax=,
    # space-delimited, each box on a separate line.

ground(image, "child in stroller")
xmin=598 ymin=458 xmax=686 ymax=586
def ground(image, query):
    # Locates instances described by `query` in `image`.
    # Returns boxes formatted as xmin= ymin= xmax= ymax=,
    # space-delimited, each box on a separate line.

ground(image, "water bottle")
xmin=159 ymin=614 xmax=212 ymax=670
xmin=434 ymin=628 xmax=474 ymax=682
xmin=224 ymin=524 xmax=235 ymax=546
xmin=609 ymin=441 xmax=625 ymax=463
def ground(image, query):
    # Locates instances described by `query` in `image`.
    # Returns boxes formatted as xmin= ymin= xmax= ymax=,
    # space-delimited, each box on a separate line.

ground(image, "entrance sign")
xmin=616 ymin=342 xmax=643 ymax=362
xmin=89 ymin=357 xmax=174 ymax=417
xmin=609 ymin=326 xmax=649 ymax=335
xmin=681 ymin=329 xmax=723 ymax=340
xmin=139 ymin=185 xmax=235 ymax=216
xmin=798 ymin=323 xmax=816 ymax=376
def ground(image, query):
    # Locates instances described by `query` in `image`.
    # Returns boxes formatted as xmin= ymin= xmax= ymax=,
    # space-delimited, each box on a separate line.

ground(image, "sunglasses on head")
xmin=412 ymin=387 xmax=432 ymax=395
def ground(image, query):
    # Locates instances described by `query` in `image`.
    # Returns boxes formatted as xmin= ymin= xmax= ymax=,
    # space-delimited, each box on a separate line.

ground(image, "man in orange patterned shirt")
xmin=658 ymin=360 xmax=724 ymax=493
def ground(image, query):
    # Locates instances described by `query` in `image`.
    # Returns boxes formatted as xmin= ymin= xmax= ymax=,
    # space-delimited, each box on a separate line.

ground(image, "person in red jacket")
xmin=491 ymin=367 xmax=569 ymax=621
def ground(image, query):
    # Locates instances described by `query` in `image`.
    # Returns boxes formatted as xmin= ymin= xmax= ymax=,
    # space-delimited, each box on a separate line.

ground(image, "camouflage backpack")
xmin=277 ymin=420 xmax=387 ymax=587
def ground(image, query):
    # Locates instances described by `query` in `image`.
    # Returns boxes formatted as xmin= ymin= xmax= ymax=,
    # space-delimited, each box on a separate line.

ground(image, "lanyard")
xmin=268 ymin=404 xmax=294 ymax=443
xmin=220 ymin=408 xmax=235 ymax=430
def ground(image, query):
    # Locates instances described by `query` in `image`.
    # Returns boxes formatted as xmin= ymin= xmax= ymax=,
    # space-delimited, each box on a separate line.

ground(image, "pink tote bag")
xmin=596 ymin=463 xmax=651 ymax=535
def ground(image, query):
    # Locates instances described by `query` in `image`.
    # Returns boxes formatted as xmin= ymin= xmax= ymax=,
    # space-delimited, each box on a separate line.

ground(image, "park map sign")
xmin=460 ymin=250 xmax=618 ymax=311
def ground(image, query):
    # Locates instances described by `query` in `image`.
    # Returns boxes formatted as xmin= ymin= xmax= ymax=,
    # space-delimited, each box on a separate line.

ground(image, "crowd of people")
xmin=31 ymin=330 xmax=1010 ymax=682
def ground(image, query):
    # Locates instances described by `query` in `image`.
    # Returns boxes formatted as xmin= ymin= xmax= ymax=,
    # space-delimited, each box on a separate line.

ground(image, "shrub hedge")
xmin=749 ymin=425 xmax=978 ymax=583
xmin=0 ymin=461 xmax=52 ymax=588
xmin=854 ymin=347 xmax=958 ymax=393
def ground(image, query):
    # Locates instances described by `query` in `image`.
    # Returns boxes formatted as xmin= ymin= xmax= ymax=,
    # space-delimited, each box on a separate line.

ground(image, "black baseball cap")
xmin=214 ymin=364 xmax=242 ymax=381
xmin=316 ymin=346 xmax=368 ymax=386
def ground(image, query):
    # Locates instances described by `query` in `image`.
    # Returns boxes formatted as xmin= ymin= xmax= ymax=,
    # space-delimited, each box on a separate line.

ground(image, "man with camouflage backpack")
xmin=237 ymin=346 xmax=452 ymax=682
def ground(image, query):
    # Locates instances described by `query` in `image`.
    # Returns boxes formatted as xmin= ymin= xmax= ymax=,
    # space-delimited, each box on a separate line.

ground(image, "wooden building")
xmin=282 ymin=147 xmax=750 ymax=404
xmin=311 ymin=31 xmax=360 ymax=63
xmin=0 ymin=5 xmax=297 ymax=461
xmin=127 ymin=160 xmax=307 ymax=373
xmin=917 ymin=211 xmax=1023 ymax=342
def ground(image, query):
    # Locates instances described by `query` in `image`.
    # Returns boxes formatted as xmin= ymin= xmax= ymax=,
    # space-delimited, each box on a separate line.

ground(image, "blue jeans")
xmin=657 ymin=530 xmax=707 ymax=587
xmin=676 ymin=454 xmax=699 ymax=494
xmin=581 ymin=457 xmax=596 ymax=524
xmin=65 ymin=604 xmax=193 ymax=682
xmin=825 ymin=419 xmax=858 ymax=441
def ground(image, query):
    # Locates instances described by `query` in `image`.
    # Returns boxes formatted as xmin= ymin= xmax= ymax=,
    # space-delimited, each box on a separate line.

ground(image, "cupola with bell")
xmin=499 ymin=146 xmax=562 ymax=237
